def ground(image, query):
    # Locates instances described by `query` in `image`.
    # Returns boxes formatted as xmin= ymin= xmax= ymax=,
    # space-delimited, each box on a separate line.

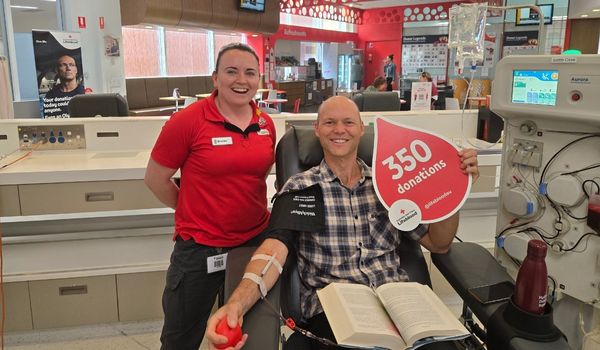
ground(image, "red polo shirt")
xmin=151 ymin=91 xmax=276 ymax=247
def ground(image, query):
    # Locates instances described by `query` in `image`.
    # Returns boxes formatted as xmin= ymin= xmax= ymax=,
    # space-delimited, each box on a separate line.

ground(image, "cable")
xmin=561 ymin=232 xmax=600 ymax=253
xmin=582 ymin=179 xmax=600 ymax=199
xmin=562 ymin=163 xmax=600 ymax=176
xmin=538 ymin=135 xmax=600 ymax=185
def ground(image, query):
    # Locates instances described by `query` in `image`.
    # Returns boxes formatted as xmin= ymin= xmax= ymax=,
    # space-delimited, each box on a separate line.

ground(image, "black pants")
xmin=386 ymin=77 xmax=393 ymax=91
xmin=160 ymin=233 xmax=265 ymax=350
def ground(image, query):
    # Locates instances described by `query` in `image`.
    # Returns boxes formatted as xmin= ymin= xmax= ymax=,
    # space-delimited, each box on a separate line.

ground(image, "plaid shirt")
xmin=280 ymin=158 xmax=428 ymax=319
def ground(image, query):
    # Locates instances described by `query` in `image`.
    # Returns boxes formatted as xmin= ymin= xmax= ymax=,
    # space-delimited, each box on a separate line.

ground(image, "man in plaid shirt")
xmin=207 ymin=96 xmax=480 ymax=350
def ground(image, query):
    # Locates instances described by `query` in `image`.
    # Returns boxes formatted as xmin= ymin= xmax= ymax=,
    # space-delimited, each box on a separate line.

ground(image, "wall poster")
xmin=33 ymin=30 xmax=85 ymax=118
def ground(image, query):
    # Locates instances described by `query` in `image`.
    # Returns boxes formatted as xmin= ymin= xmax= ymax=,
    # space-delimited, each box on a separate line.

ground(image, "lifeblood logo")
xmin=372 ymin=117 xmax=471 ymax=230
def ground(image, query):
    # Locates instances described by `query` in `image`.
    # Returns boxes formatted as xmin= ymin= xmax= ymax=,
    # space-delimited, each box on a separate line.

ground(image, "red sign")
xmin=372 ymin=117 xmax=471 ymax=230
xmin=78 ymin=16 xmax=86 ymax=29
xmin=99 ymin=17 xmax=105 ymax=29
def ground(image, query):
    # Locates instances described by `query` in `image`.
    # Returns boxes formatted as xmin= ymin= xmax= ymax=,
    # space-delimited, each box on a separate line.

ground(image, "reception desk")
xmin=0 ymin=111 xmax=499 ymax=331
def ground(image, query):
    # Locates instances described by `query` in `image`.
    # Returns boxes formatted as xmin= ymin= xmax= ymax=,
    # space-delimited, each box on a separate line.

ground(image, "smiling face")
xmin=56 ymin=55 xmax=77 ymax=83
xmin=212 ymin=49 xmax=260 ymax=108
xmin=315 ymin=96 xmax=364 ymax=162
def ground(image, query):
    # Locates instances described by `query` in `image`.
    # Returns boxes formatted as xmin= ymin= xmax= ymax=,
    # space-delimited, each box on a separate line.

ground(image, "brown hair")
xmin=214 ymin=42 xmax=259 ymax=73
xmin=373 ymin=76 xmax=387 ymax=88
xmin=421 ymin=71 xmax=432 ymax=82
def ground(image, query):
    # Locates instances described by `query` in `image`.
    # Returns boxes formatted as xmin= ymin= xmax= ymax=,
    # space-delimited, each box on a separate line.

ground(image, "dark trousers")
xmin=386 ymin=77 xmax=393 ymax=91
xmin=160 ymin=234 xmax=265 ymax=350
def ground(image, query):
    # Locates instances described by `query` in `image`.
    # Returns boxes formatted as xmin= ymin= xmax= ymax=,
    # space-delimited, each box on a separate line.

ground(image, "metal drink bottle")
xmin=513 ymin=239 xmax=548 ymax=314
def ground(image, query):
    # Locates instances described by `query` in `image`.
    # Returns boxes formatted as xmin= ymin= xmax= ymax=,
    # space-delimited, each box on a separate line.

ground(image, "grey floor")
xmin=5 ymin=319 xmax=211 ymax=350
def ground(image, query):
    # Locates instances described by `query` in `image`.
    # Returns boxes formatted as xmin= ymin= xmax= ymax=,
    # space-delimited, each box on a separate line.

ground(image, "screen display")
xmin=512 ymin=70 xmax=559 ymax=106
xmin=240 ymin=0 xmax=265 ymax=12
xmin=516 ymin=4 xmax=553 ymax=26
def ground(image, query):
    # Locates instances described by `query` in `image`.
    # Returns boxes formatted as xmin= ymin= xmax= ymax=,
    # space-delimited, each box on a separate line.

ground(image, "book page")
xmin=376 ymin=282 xmax=468 ymax=346
xmin=318 ymin=283 xmax=407 ymax=349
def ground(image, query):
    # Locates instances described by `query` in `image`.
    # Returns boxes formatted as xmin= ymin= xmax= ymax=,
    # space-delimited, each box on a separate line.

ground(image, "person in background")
xmin=350 ymin=57 xmax=363 ymax=90
xmin=419 ymin=71 xmax=439 ymax=105
xmin=383 ymin=54 xmax=396 ymax=91
xmin=205 ymin=96 xmax=479 ymax=350
xmin=43 ymin=54 xmax=84 ymax=100
xmin=365 ymin=76 xmax=388 ymax=92
xmin=145 ymin=42 xmax=276 ymax=350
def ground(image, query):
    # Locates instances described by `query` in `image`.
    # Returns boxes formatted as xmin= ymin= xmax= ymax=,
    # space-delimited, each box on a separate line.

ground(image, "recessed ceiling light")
xmin=251 ymin=34 xmax=259 ymax=37
xmin=581 ymin=14 xmax=589 ymax=17
xmin=177 ymin=28 xmax=185 ymax=31
xmin=144 ymin=25 xmax=153 ymax=29
xmin=593 ymin=9 xmax=600 ymax=12
xmin=10 ymin=5 xmax=39 ymax=10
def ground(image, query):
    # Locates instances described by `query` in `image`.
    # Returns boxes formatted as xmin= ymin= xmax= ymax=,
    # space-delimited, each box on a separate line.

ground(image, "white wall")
xmin=61 ymin=0 xmax=125 ymax=96
xmin=275 ymin=40 xmax=301 ymax=59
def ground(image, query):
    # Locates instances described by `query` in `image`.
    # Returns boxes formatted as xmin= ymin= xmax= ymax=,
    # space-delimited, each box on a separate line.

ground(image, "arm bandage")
xmin=242 ymin=253 xmax=282 ymax=298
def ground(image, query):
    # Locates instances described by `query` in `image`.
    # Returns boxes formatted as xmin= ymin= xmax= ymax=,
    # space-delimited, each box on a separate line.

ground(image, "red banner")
xmin=372 ymin=117 xmax=471 ymax=230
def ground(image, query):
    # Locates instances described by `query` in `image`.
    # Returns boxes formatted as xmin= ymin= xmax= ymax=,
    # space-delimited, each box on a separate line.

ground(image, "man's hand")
xmin=207 ymin=302 xmax=248 ymax=350
xmin=459 ymin=148 xmax=479 ymax=183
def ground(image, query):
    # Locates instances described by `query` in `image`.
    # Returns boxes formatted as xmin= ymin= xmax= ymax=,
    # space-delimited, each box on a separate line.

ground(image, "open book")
xmin=317 ymin=282 xmax=469 ymax=350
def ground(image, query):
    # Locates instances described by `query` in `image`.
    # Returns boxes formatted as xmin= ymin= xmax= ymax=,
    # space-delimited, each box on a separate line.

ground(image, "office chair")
xmin=352 ymin=92 xmax=400 ymax=112
xmin=67 ymin=93 xmax=129 ymax=117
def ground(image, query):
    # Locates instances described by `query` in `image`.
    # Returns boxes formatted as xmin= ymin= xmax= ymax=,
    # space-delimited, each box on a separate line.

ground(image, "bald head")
xmin=317 ymin=96 xmax=361 ymax=123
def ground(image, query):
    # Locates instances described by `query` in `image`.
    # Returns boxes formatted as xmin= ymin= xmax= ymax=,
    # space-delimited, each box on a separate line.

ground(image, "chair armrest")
xmin=432 ymin=242 xmax=571 ymax=350
xmin=224 ymin=247 xmax=281 ymax=350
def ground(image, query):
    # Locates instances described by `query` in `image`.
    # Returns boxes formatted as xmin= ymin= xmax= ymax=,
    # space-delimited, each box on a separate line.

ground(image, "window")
xmin=123 ymin=27 xmax=246 ymax=78
xmin=122 ymin=27 xmax=161 ymax=77
xmin=214 ymin=33 xmax=245 ymax=67
xmin=165 ymin=29 xmax=210 ymax=75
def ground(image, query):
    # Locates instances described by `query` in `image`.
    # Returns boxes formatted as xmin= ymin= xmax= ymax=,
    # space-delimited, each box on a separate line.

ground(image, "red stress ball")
xmin=215 ymin=318 xmax=242 ymax=349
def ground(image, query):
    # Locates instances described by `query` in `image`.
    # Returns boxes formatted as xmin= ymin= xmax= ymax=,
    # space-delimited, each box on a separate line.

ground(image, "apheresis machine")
xmin=492 ymin=54 xmax=600 ymax=349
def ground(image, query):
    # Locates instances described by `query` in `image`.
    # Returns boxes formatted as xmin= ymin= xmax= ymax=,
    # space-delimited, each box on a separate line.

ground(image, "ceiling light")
xmin=10 ymin=5 xmax=39 ymax=10
xmin=581 ymin=14 xmax=589 ymax=18
xmin=251 ymin=34 xmax=258 ymax=37
xmin=144 ymin=25 xmax=153 ymax=29
xmin=593 ymin=9 xmax=600 ymax=12
xmin=177 ymin=28 xmax=185 ymax=31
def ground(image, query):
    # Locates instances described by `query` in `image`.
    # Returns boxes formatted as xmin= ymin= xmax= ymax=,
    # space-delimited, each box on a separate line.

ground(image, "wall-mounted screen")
xmin=516 ymin=4 xmax=553 ymax=26
xmin=240 ymin=0 xmax=265 ymax=12
xmin=511 ymin=70 xmax=559 ymax=106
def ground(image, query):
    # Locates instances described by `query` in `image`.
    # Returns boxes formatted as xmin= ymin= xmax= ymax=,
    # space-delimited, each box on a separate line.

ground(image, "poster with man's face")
xmin=32 ymin=30 xmax=85 ymax=118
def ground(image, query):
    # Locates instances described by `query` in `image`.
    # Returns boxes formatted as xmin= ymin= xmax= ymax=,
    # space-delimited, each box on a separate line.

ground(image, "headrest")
xmin=352 ymin=92 xmax=400 ymax=112
xmin=295 ymin=125 xmax=375 ymax=167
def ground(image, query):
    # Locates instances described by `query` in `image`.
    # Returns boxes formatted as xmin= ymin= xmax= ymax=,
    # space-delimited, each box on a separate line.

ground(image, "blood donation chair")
xmin=224 ymin=126 xmax=571 ymax=350
xmin=68 ymin=93 xmax=129 ymax=117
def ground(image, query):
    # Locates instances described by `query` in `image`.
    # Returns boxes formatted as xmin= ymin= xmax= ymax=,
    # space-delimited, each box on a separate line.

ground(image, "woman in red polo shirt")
xmin=145 ymin=43 xmax=276 ymax=350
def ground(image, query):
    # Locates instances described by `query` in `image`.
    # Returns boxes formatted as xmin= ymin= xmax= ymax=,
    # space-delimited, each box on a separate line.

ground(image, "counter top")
xmin=0 ymin=149 xmax=151 ymax=185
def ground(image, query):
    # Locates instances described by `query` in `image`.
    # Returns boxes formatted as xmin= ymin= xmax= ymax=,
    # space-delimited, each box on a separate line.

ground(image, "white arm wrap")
xmin=251 ymin=254 xmax=283 ymax=274
xmin=242 ymin=272 xmax=267 ymax=298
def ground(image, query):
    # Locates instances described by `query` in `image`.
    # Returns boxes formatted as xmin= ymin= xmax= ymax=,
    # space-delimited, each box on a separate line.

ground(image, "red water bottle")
xmin=513 ymin=239 xmax=548 ymax=314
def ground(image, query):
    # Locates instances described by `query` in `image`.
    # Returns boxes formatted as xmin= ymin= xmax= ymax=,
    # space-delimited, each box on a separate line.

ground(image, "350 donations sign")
xmin=372 ymin=118 xmax=472 ymax=231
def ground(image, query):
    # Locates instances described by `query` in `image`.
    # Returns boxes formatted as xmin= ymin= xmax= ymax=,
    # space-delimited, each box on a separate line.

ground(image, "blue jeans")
xmin=160 ymin=233 xmax=265 ymax=350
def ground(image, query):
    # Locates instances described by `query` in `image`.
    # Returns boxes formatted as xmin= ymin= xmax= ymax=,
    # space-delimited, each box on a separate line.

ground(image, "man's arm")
xmin=144 ymin=158 xmax=179 ymax=209
xmin=206 ymin=238 xmax=289 ymax=350
xmin=419 ymin=148 xmax=479 ymax=253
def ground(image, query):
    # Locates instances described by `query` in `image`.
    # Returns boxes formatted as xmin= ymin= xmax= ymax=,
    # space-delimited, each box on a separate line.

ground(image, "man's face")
xmin=56 ymin=56 xmax=77 ymax=82
xmin=315 ymin=98 xmax=364 ymax=161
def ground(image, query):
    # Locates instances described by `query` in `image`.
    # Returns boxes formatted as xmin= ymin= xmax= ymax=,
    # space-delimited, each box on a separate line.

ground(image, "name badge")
xmin=212 ymin=137 xmax=233 ymax=146
xmin=257 ymin=129 xmax=270 ymax=136
xmin=207 ymin=253 xmax=228 ymax=273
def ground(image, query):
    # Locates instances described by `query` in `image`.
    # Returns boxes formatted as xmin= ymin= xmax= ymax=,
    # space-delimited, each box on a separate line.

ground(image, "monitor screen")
xmin=240 ymin=0 xmax=265 ymax=12
xmin=516 ymin=4 xmax=553 ymax=26
xmin=511 ymin=70 xmax=559 ymax=106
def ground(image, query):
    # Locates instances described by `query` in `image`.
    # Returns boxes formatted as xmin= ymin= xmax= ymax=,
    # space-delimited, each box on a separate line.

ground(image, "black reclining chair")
xmin=352 ymin=92 xmax=400 ymax=111
xmin=224 ymin=125 xmax=571 ymax=350
xmin=68 ymin=93 xmax=129 ymax=117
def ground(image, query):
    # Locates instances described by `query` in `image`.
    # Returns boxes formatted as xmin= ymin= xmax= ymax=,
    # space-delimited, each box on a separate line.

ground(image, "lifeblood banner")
xmin=33 ymin=30 xmax=85 ymax=118
xmin=372 ymin=117 xmax=471 ymax=230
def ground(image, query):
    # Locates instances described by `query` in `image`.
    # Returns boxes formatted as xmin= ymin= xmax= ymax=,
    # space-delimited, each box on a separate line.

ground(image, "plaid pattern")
xmin=280 ymin=159 xmax=428 ymax=319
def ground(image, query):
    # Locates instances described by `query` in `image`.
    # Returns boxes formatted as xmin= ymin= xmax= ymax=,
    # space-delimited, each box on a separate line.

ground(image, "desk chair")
xmin=258 ymin=89 xmax=278 ymax=109
xmin=67 ymin=93 xmax=129 ymax=117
